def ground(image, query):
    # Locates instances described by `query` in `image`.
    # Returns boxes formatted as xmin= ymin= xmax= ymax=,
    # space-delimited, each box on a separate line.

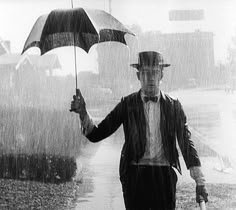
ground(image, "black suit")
xmin=86 ymin=90 xmax=201 ymax=209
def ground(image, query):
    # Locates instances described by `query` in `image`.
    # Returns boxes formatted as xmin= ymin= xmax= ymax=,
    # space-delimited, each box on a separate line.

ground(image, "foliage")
xmin=0 ymin=153 xmax=77 ymax=183
xmin=0 ymin=105 xmax=84 ymax=157
xmin=0 ymin=105 xmax=85 ymax=182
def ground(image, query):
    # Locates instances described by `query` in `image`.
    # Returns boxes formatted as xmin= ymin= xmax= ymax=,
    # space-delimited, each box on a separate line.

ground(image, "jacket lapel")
xmin=159 ymin=91 xmax=169 ymax=159
xmin=129 ymin=90 xmax=147 ymax=161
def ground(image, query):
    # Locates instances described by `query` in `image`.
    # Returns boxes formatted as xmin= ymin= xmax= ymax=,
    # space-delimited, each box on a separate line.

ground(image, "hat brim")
xmin=130 ymin=63 xmax=171 ymax=70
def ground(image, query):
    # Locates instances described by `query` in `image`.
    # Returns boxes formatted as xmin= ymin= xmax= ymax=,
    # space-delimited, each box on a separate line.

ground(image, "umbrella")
xmin=22 ymin=7 xmax=135 ymax=93
xmin=22 ymin=8 xmax=134 ymax=54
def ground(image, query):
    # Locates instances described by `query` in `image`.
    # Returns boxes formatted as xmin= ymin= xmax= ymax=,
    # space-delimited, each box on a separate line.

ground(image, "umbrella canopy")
xmin=22 ymin=7 xmax=135 ymax=54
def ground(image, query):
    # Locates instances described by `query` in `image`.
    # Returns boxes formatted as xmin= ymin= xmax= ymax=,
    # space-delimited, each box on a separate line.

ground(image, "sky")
xmin=1 ymin=0 xmax=236 ymax=74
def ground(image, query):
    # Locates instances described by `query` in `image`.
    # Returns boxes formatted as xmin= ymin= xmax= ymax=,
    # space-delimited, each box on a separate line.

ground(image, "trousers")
xmin=122 ymin=165 xmax=177 ymax=210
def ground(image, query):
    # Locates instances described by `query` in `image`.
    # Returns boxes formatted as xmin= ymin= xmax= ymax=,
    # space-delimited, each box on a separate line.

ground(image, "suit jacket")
xmin=86 ymin=90 xmax=201 ymax=183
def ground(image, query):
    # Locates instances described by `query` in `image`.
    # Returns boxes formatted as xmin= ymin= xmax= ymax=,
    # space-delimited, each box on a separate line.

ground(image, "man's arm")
xmin=175 ymin=99 xmax=208 ymax=203
xmin=71 ymin=89 xmax=125 ymax=142
xmin=190 ymin=166 xmax=208 ymax=203
xmin=175 ymin=99 xmax=201 ymax=168
xmin=80 ymin=112 xmax=95 ymax=136
xmin=70 ymin=89 xmax=94 ymax=136
xmin=86 ymin=99 xmax=125 ymax=142
xmin=190 ymin=166 xmax=205 ymax=185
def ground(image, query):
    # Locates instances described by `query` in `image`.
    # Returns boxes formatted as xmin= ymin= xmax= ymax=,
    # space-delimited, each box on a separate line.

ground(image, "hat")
xmin=130 ymin=51 xmax=170 ymax=71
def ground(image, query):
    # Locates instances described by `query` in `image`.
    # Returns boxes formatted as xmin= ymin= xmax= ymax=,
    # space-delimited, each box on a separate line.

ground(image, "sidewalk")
xmin=75 ymin=140 xmax=124 ymax=210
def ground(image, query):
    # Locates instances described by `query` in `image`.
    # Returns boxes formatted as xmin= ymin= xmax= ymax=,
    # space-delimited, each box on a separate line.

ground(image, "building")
xmin=96 ymin=30 xmax=215 ymax=92
xmin=138 ymin=30 xmax=215 ymax=90
xmin=0 ymin=53 xmax=61 ymax=106
xmin=97 ymin=44 xmax=133 ymax=97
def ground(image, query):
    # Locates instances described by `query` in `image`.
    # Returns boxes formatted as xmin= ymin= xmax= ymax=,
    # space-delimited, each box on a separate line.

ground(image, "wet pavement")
xmin=74 ymin=139 xmax=124 ymax=210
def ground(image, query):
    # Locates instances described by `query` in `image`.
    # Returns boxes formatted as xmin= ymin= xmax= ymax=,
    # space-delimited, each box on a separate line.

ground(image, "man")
xmin=71 ymin=51 xmax=208 ymax=210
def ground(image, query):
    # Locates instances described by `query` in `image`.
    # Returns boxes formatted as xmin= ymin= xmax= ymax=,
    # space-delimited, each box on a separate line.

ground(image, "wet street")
xmin=74 ymin=139 xmax=124 ymax=210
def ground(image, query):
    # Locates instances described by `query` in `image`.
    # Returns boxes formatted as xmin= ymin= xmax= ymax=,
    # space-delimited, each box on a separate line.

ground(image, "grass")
xmin=0 ymin=105 xmax=84 ymax=157
xmin=0 ymin=104 xmax=86 ymax=182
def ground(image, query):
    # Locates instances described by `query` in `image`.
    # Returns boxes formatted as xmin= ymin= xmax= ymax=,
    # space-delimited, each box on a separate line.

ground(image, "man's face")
xmin=137 ymin=65 xmax=163 ymax=96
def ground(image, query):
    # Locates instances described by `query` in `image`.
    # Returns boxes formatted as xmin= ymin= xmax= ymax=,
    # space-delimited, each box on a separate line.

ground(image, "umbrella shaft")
xmin=71 ymin=0 xmax=78 ymax=90
xmin=73 ymin=44 xmax=78 ymax=89
xmin=71 ymin=0 xmax=74 ymax=8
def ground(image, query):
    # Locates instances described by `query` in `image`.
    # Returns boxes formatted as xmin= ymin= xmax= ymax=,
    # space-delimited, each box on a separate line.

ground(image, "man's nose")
xmin=146 ymin=74 xmax=156 ymax=80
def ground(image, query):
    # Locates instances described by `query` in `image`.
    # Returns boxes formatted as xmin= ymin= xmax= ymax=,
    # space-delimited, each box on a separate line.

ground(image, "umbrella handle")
xmin=199 ymin=200 xmax=206 ymax=210
xmin=70 ymin=88 xmax=81 ymax=112
xmin=75 ymin=88 xmax=81 ymax=97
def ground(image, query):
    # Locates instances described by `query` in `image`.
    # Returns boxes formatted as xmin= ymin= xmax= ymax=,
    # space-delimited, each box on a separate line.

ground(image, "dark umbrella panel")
xmin=22 ymin=8 xmax=134 ymax=55
xmin=39 ymin=9 xmax=99 ymax=54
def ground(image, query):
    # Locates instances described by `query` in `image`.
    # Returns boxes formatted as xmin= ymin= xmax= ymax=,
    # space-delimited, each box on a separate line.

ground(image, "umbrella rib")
xmin=83 ymin=9 xmax=100 ymax=39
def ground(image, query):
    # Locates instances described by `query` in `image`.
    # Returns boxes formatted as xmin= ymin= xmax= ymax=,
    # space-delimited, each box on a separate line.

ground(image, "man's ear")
xmin=136 ymin=72 xmax=140 ymax=80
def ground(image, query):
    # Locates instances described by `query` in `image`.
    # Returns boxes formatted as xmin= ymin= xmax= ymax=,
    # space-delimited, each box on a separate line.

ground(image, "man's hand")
xmin=196 ymin=185 xmax=208 ymax=203
xmin=70 ymin=89 xmax=87 ymax=121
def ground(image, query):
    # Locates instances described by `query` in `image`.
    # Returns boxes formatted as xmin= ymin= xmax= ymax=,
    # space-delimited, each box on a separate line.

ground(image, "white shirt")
xmin=137 ymin=92 xmax=169 ymax=165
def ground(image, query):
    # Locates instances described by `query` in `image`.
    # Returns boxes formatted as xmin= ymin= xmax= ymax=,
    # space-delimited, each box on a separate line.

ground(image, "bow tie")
xmin=143 ymin=96 xmax=158 ymax=103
